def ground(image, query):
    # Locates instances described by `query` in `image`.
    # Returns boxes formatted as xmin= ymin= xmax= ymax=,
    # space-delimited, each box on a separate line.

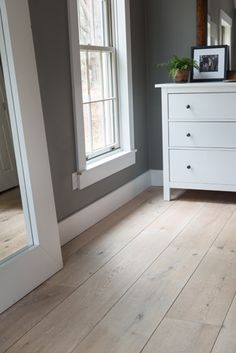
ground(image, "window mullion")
xmin=83 ymin=97 xmax=116 ymax=104
xmin=80 ymin=45 xmax=115 ymax=52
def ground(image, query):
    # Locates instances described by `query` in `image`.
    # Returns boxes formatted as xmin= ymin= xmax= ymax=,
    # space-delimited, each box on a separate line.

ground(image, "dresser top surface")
xmin=155 ymin=82 xmax=236 ymax=89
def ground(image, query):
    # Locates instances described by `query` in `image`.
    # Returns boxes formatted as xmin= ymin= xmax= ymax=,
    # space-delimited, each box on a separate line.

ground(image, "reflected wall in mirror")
xmin=208 ymin=0 xmax=236 ymax=69
xmin=0 ymin=58 xmax=32 ymax=264
xmin=198 ymin=0 xmax=236 ymax=70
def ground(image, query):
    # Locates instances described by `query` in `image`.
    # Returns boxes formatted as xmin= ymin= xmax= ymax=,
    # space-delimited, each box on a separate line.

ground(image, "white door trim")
xmin=0 ymin=0 xmax=62 ymax=313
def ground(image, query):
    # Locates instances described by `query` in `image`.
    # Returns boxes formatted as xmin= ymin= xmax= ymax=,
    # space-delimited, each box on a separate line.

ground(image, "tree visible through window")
xmin=78 ymin=0 xmax=119 ymax=160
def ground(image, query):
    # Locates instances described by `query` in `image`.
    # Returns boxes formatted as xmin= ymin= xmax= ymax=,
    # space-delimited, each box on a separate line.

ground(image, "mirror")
xmin=197 ymin=0 xmax=236 ymax=71
xmin=0 ymin=58 xmax=32 ymax=264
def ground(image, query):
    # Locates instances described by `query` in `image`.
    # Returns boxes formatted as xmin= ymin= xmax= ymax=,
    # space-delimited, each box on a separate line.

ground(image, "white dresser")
xmin=155 ymin=82 xmax=236 ymax=200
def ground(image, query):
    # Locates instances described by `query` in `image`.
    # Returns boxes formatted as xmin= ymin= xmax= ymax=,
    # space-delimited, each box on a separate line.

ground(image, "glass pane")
xmin=102 ymin=51 xmax=113 ymax=99
xmin=0 ymin=62 xmax=32 ymax=264
xmin=80 ymin=51 xmax=89 ymax=102
xmin=81 ymin=51 xmax=117 ymax=156
xmin=78 ymin=0 xmax=108 ymax=46
xmin=81 ymin=50 xmax=114 ymax=104
xmin=88 ymin=51 xmax=103 ymax=101
xmin=91 ymin=102 xmax=105 ymax=150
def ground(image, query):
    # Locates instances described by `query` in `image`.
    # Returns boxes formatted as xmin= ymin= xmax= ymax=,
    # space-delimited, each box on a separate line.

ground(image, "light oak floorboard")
xmin=0 ymin=188 xmax=27 ymax=262
xmin=71 ymin=203 xmax=233 ymax=353
xmin=141 ymin=318 xmax=220 ymax=353
xmin=61 ymin=188 xmax=167 ymax=260
xmin=214 ymin=210 xmax=236 ymax=252
xmin=0 ymin=283 xmax=74 ymax=353
xmin=211 ymin=296 xmax=236 ymax=353
xmin=211 ymin=219 xmax=236 ymax=353
xmin=211 ymin=329 xmax=236 ymax=353
xmin=2 ymin=189 xmax=236 ymax=353
xmin=51 ymin=188 xmax=180 ymax=287
xmin=0 ymin=187 xmax=174 ymax=352
xmin=6 ymin=200 xmax=202 ymax=353
xmin=167 ymin=210 xmax=236 ymax=326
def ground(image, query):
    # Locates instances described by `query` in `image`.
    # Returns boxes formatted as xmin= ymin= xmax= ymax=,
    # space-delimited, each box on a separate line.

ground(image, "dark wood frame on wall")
xmin=196 ymin=0 xmax=208 ymax=46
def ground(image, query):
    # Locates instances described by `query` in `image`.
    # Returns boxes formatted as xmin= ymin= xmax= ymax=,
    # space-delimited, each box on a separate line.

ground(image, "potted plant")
xmin=158 ymin=56 xmax=199 ymax=83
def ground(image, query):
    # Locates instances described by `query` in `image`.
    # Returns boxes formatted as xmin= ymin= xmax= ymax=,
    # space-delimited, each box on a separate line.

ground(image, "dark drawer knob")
xmin=187 ymin=165 xmax=191 ymax=169
xmin=186 ymin=105 xmax=191 ymax=109
xmin=186 ymin=133 xmax=191 ymax=137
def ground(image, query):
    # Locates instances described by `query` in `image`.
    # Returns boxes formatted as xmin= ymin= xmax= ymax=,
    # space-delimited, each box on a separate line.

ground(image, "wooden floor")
xmin=0 ymin=188 xmax=28 ymax=263
xmin=1 ymin=187 xmax=236 ymax=353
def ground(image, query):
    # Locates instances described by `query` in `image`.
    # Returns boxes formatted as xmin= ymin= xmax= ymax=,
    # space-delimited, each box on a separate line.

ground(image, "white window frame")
xmin=68 ymin=0 xmax=136 ymax=189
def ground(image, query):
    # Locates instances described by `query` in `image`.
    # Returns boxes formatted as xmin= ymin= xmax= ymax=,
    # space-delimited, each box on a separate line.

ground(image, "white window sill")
xmin=78 ymin=150 xmax=136 ymax=189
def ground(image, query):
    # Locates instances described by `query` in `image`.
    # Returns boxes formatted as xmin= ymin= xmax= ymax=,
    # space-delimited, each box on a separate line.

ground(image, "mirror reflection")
xmin=0 ymin=59 xmax=32 ymax=263
xmin=207 ymin=0 xmax=236 ymax=69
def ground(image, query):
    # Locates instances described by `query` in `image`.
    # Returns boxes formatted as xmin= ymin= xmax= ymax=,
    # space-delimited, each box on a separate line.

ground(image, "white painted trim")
xmin=67 ymin=0 xmax=86 ymax=171
xmin=79 ymin=150 xmax=136 ymax=189
xmin=68 ymin=0 xmax=135 ymax=189
xmin=59 ymin=170 xmax=152 ymax=245
xmin=114 ymin=0 xmax=135 ymax=151
xmin=150 ymin=170 xmax=164 ymax=187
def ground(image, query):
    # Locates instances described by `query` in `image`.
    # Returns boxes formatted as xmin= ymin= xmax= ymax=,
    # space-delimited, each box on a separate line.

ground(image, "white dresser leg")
xmin=163 ymin=186 xmax=171 ymax=201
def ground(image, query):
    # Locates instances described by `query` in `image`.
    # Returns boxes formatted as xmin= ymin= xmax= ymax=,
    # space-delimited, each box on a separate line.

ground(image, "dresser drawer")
xmin=169 ymin=93 xmax=236 ymax=121
xmin=169 ymin=122 xmax=236 ymax=148
xmin=170 ymin=150 xmax=236 ymax=185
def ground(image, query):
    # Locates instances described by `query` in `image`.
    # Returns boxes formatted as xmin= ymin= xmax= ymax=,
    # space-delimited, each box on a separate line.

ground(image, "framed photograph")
xmin=191 ymin=45 xmax=228 ymax=82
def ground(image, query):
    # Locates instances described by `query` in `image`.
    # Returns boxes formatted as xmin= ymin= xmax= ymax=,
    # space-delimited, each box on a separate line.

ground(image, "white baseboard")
xmin=59 ymin=170 xmax=152 ymax=245
xmin=150 ymin=169 xmax=163 ymax=186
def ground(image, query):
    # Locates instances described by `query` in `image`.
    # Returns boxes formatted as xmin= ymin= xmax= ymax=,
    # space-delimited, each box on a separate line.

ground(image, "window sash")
xmin=78 ymin=0 xmax=120 ymax=160
xmin=79 ymin=42 xmax=119 ymax=160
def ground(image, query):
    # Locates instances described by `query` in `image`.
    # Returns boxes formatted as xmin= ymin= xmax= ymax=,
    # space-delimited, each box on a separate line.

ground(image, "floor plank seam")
xmin=3 ymin=194 xmax=177 ymax=353
xmin=68 ymin=201 xmax=208 ymax=353
xmin=138 ymin=208 xmax=236 ymax=353
xmin=209 ymin=285 xmax=236 ymax=353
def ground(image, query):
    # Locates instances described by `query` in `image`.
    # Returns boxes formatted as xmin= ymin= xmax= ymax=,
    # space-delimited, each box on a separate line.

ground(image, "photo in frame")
xmin=191 ymin=45 xmax=228 ymax=82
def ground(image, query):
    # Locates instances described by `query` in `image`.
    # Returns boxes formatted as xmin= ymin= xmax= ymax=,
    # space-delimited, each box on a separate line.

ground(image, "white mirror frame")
xmin=0 ymin=0 xmax=62 ymax=312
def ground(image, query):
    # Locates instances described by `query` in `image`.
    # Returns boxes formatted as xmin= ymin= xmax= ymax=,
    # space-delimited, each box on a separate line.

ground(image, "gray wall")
xmin=28 ymin=0 xmax=149 ymax=221
xmin=145 ymin=0 xmax=197 ymax=170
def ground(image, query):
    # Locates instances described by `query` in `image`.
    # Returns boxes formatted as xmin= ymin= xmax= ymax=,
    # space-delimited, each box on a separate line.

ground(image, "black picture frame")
xmin=191 ymin=45 xmax=228 ymax=82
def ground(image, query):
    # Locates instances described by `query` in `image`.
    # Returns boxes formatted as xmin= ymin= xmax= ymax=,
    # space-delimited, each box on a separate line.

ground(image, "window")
xmin=79 ymin=0 xmax=119 ymax=160
xmin=68 ymin=0 xmax=136 ymax=189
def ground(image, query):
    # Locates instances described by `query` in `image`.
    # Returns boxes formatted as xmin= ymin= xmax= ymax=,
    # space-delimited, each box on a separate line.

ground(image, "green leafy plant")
xmin=158 ymin=56 xmax=199 ymax=80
